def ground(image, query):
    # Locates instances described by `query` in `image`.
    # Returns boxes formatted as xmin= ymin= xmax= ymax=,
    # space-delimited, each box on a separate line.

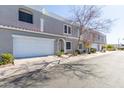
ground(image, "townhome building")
xmin=80 ymin=29 xmax=106 ymax=51
xmin=91 ymin=31 xmax=106 ymax=51
xmin=0 ymin=5 xmax=106 ymax=58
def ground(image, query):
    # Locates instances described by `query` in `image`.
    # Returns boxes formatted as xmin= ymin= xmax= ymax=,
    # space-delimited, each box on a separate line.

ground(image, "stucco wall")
xmin=0 ymin=5 xmax=41 ymax=31
xmin=0 ymin=29 xmax=13 ymax=54
xmin=0 ymin=5 xmax=79 ymax=38
xmin=0 ymin=28 xmax=79 ymax=57
xmin=43 ymin=14 xmax=79 ymax=38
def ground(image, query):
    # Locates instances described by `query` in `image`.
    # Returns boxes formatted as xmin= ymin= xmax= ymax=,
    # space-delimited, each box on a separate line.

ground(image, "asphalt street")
xmin=0 ymin=51 xmax=124 ymax=88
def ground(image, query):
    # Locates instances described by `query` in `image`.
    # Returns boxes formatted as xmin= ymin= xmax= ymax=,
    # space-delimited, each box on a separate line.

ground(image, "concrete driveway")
xmin=0 ymin=51 xmax=124 ymax=88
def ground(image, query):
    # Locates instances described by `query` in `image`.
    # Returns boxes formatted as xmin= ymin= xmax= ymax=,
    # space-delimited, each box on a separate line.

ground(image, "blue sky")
xmin=30 ymin=5 xmax=124 ymax=44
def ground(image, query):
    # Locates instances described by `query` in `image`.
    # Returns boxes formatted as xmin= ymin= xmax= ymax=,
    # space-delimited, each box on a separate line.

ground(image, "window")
xmin=98 ymin=35 xmax=100 ymax=40
xmin=101 ymin=36 xmax=104 ymax=42
xmin=79 ymin=44 xmax=82 ymax=49
xmin=66 ymin=42 xmax=71 ymax=49
xmin=19 ymin=9 xmax=33 ymax=24
xmin=68 ymin=26 xmax=72 ymax=34
xmin=64 ymin=25 xmax=72 ymax=34
xmin=64 ymin=25 xmax=68 ymax=33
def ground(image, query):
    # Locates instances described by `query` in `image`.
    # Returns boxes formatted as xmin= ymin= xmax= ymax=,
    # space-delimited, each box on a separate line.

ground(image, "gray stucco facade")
xmin=0 ymin=5 xmax=79 ymax=37
xmin=0 ymin=27 xmax=79 ymax=57
xmin=0 ymin=5 xmax=81 ymax=58
xmin=0 ymin=5 xmax=106 ymax=58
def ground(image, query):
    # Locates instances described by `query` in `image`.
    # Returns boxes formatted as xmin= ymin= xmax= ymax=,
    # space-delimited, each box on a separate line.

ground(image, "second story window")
xmin=19 ymin=9 xmax=33 ymax=24
xmin=64 ymin=25 xmax=72 ymax=34
xmin=64 ymin=25 xmax=68 ymax=33
xmin=98 ymin=35 xmax=100 ymax=40
xmin=68 ymin=26 xmax=72 ymax=34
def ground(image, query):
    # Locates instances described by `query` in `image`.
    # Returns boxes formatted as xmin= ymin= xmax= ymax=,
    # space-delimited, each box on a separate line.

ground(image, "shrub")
xmin=56 ymin=51 xmax=64 ymax=57
xmin=73 ymin=50 xmax=81 ymax=56
xmin=1 ymin=53 xmax=14 ymax=64
xmin=101 ymin=45 xmax=106 ymax=52
xmin=102 ymin=45 xmax=106 ymax=49
xmin=82 ymin=50 xmax=86 ymax=53
xmin=106 ymin=44 xmax=115 ymax=51
xmin=60 ymin=50 xmax=64 ymax=52
xmin=0 ymin=61 xmax=5 ymax=65
xmin=107 ymin=45 xmax=113 ymax=49
xmin=73 ymin=52 xmax=78 ymax=56
xmin=90 ymin=48 xmax=97 ymax=53
xmin=75 ymin=50 xmax=81 ymax=54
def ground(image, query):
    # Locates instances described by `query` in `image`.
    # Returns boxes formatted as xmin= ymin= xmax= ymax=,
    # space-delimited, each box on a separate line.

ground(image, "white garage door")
xmin=13 ymin=35 xmax=54 ymax=58
xmin=92 ymin=43 xmax=102 ymax=51
xmin=92 ymin=43 xmax=98 ymax=51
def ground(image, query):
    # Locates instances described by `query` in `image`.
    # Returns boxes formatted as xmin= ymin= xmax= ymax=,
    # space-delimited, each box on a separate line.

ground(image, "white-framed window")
xmin=64 ymin=24 xmax=72 ymax=34
xmin=68 ymin=26 xmax=72 ymax=34
xmin=64 ymin=25 xmax=68 ymax=33
xmin=79 ymin=43 xmax=83 ymax=49
xmin=66 ymin=41 xmax=72 ymax=50
xmin=18 ymin=8 xmax=33 ymax=24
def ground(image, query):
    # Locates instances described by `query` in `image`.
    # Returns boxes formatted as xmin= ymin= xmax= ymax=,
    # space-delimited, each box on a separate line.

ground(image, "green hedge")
xmin=90 ymin=48 xmax=97 ymax=53
xmin=106 ymin=44 xmax=116 ymax=51
xmin=56 ymin=51 xmax=64 ymax=57
xmin=73 ymin=50 xmax=81 ymax=56
xmin=75 ymin=50 xmax=81 ymax=54
xmin=0 ymin=53 xmax=14 ymax=66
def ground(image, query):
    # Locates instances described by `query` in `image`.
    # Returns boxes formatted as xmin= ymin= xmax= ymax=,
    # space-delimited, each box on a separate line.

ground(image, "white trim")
xmin=66 ymin=41 xmax=72 ymax=50
xmin=19 ymin=8 xmax=33 ymax=15
xmin=0 ymin=25 xmax=78 ymax=40
xmin=58 ymin=38 xmax=66 ymax=53
xmin=40 ymin=18 xmax=44 ymax=32
xmin=12 ymin=34 xmax=55 ymax=41
xmin=63 ymin=24 xmax=72 ymax=35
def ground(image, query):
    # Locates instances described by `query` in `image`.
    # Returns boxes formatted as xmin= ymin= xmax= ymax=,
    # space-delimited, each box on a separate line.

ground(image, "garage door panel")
xmin=13 ymin=35 xmax=54 ymax=58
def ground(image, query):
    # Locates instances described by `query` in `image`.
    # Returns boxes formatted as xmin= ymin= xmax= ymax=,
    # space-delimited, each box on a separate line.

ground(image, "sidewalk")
xmin=0 ymin=51 xmax=114 ymax=79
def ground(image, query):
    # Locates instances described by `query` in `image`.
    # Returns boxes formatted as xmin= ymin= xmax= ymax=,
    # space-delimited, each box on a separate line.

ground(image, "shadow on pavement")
xmin=0 ymin=62 xmax=102 ymax=88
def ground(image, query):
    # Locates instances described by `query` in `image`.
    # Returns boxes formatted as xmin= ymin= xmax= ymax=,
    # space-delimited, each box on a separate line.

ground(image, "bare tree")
xmin=82 ymin=29 xmax=96 ymax=51
xmin=70 ymin=5 xmax=113 ymax=52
